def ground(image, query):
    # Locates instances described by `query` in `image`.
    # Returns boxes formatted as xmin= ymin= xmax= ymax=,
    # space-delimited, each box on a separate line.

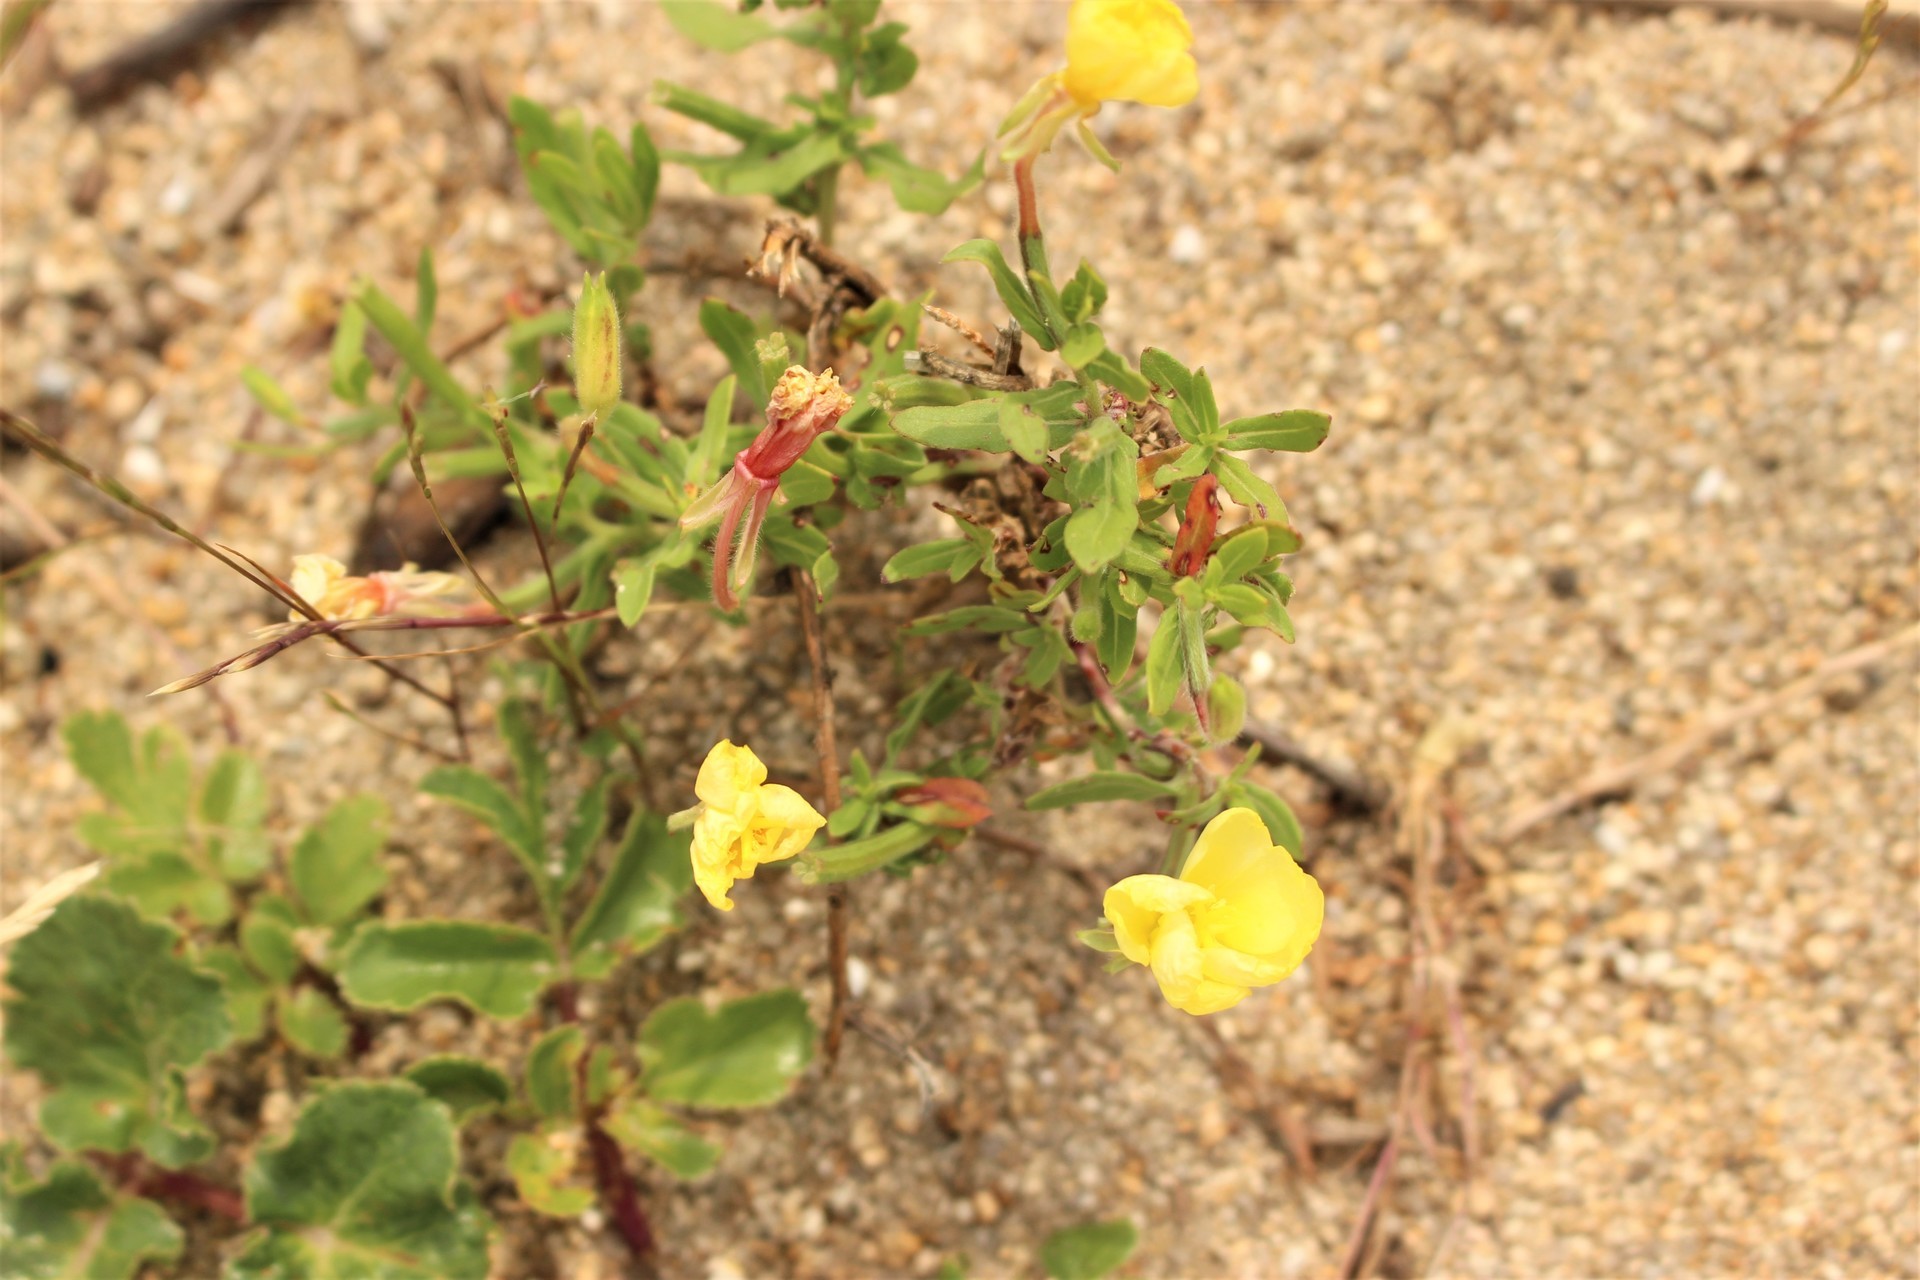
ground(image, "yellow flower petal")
xmin=1200 ymin=945 xmax=1296 ymax=989
xmin=691 ymin=809 xmax=747 ymax=911
xmin=1105 ymin=873 xmax=1214 ymax=968
xmin=1183 ymin=807 xmax=1325 ymax=963
xmin=1063 ymin=0 xmax=1198 ymax=109
xmin=1167 ymin=978 xmax=1251 ymax=1016
xmin=1147 ymin=905 xmax=1206 ymax=1008
xmin=695 ymin=740 xmax=767 ymax=813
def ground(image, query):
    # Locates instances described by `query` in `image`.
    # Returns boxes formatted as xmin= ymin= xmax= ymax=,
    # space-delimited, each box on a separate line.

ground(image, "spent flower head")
xmin=284 ymin=554 xmax=477 ymax=624
xmin=1103 ymin=807 xmax=1323 ymax=1015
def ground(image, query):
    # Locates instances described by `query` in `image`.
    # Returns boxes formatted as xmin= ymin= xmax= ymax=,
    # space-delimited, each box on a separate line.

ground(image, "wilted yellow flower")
xmin=1062 ymin=0 xmax=1197 ymax=109
xmin=1103 ymin=807 xmax=1322 ymax=1015
xmin=1000 ymin=0 xmax=1197 ymax=163
xmin=690 ymin=741 xmax=826 ymax=911
xmin=285 ymin=554 xmax=474 ymax=623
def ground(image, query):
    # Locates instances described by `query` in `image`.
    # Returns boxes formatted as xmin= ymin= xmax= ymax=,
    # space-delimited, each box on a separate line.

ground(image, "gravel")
xmin=2 ymin=2 xmax=1914 ymax=1277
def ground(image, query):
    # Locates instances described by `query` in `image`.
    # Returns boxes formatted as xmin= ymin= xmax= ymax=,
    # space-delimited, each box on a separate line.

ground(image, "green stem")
xmin=815 ymin=164 xmax=840 ymax=248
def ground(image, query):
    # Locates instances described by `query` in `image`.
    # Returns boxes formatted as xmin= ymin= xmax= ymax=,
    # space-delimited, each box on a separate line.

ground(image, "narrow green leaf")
xmin=700 ymin=300 xmax=769 ymax=405
xmin=651 ymin=81 xmax=779 ymax=144
xmin=415 ymin=246 xmax=439 ymax=336
xmin=241 ymin=365 xmax=304 ymax=428
xmin=420 ymin=766 xmax=542 ymax=876
xmin=604 ymin=1099 xmax=720 ymax=1179
xmin=355 ymin=282 xmax=481 ymax=425
xmin=859 ymin=142 xmax=984 ymax=215
xmin=338 ymin=921 xmax=557 ymax=1019
xmin=330 ymin=300 xmax=374 ymax=405
xmin=1024 ymin=771 xmax=1178 ymax=811
xmin=941 ymin=239 xmax=1048 ymax=347
xmin=639 ymin=990 xmax=815 ymax=1109
xmin=892 ymin=399 xmax=1007 ymax=452
xmin=1211 ymin=451 xmax=1285 ymax=520
xmin=1145 ymin=614 xmax=1182 ymax=717
xmin=662 ymin=0 xmax=776 ymax=51
xmin=558 ymin=776 xmax=610 ymax=896
xmin=1221 ymin=409 xmax=1330 ymax=453
xmin=570 ymin=813 xmax=691 ymax=961
xmin=881 ymin=539 xmax=969 ymax=583
xmin=497 ymin=700 xmax=549 ymax=828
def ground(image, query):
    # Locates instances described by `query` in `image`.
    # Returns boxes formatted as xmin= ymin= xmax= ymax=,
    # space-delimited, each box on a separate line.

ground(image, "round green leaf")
xmin=638 ymin=990 xmax=815 ymax=1109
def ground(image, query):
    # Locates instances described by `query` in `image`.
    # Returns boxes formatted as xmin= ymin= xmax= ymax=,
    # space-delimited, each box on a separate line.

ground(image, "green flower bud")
xmin=1205 ymin=673 xmax=1246 ymax=745
xmin=571 ymin=272 xmax=622 ymax=421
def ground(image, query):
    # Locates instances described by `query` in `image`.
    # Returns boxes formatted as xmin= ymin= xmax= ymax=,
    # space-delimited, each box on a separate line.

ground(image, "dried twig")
xmin=1239 ymin=720 xmax=1388 ymax=816
xmin=904 ymin=347 xmax=1035 ymax=392
xmin=793 ymin=567 xmax=852 ymax=1068
xmin=66 ymin=0 xmax=304 ymax=110
xmin=1499 ymin=623 xmax=1919 ymax=841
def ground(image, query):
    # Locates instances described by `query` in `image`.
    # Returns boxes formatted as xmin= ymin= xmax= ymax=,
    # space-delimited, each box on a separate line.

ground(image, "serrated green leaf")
xmin=290 ymin=794 xmax=390 ymax=928
xmin=604 ymin=1100 xmax=719 ymax=1179
xmin=570 ymin=813 xmax=691 ymax=962
xmin=3 ymin=897 xmax=229 ymax=1163
xmin=338 ymin=921 xmax=557 ymax=1019
xmin=639 ymin=990 xmax=815 ymax=1109
xmin=1221 ymin=409 xmax=1330 ymax=453
xmin=279 ymin=987 xmax=349 ymax=1058
xmin=1042 ymin=1219 xmax=1138 ymax=1280
xmin=236 ymin=1083 xmax=491 ymax=1280
xmin=0 ymin=1156 xmax=183 ymax=1280
xmin=505 ymin=1132 xmax=594 ymax=1218
xmin=1024 ymin=772 xmax=1179 ymax=811
xmin=404 ymin=1057 xmax=512 ymax=1122
xmin=941 ymin=240 xmax=1048 ymax=347
xmin=420 ymin=766 xmax=542 ymax=880
xmin=525 ymin=1026 xmax=583 ymax=1120
xmin=198 ymin=750 xmax=271 ymax=880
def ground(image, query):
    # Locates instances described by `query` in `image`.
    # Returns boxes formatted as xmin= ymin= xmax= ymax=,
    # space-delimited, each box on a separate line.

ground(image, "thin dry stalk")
xmin=793 ymin=567 xmax=851 ymax=1068
xmin=1499 ymin=623 xmax=1919 ymax=841
xmin=0 ymin=862 xmax=101 ymax=949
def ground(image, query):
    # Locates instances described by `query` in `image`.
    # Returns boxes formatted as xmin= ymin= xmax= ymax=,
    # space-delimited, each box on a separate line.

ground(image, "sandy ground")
xmin=2 ymin=2 xmax=1916 ymax=1278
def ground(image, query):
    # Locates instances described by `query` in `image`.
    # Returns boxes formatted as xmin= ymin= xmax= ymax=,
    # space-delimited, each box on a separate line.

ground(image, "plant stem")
xmin=794 ymin=567 xmax=851 ymax=1069
xmin=815 ymin=164 xmax=839 ymax=249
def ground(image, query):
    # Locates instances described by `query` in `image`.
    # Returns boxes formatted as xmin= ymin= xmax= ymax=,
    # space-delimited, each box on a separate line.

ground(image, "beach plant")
xmin=1 ymin=0 xmax=1331 ymax=1270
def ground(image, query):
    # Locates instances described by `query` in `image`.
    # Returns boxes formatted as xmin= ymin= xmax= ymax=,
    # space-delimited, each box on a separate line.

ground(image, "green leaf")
xmin=998 ymin=399 xmax=1048 ymax=465
xmin=415 ymin=246 xmax=438 ymax=336
xmin=1042 ymin=1219 xmax=1139 ymax=1280
xmin=240 ymin=912 xmax=300 ymax=987
xmin=420 ymin=766 xmax=542 ymax=879
xmin=859 ymin=142 xmax=983 ymax=215
xmin=628 ymin=123 xmax=661 ymax=226
xmin=1145 ymin=615 xmax=1183 ymax=717
xmin=198 ymin=750 xmax=271 ymax=879
xmin=570 ymin=813 xmax=691 ymax=963
xmin=941 ymin=239 xmax=1048 ymax=347
xmin=604 ymin=1100 xmax=719 ymax=1179
xmin=1139 ymin=347 xmax=1206 ymax=442
xmin=856 ymin=21 xmax=918 ymax=95
xmin=688 ymin=130 xmax=847 ymax=198
xmin=638 ymin=990 xmax=815 ymax=1109
xmin=1060 ymin=322 xmax=1105 ymax=369
xmin=355 ymin=282 xmax=482 ymax=426
xmin=662 ymin=0 xmax=775 ymax=51
xmin=651 ymin=81 xmax=779 ymax=144
xmin=1024 ymin=772 xmax=1179 ymax=811
xmin=688 ymin=373 xmax=737 ymax=487
xmin=505 ymin=1132 xmax=593 ymax=1218
xmin=892 ymin=399 xmax=1006 ymax=452
xmin=1064 ymin=503 xmax=1135 ymax=574
xmin=330 ymin=299 xmax=374 ymax=405
xmin=101 ymin=853 xmax=231 ymax=926
xmin=1221 ymin=409 xmax=1330 ymax=453
xmin=279 ymin=987 xmax=349 ymax=1058
xmin=699 ymin=300 xmax=769 ymax=405
xmin=903 ymin=605 xmax=1031 ymax=636
xmin=1207 ymin=527 xmax=1270 ymax=585
xmin=338 ymin=921 xmax=558 ymax=1019
xmin=198 ymin=945 xmax=271 ymax=1042
xmin=405 ymin=1057 xmax=512 ymax=1122
xmin=525 ymin=1026 xmax=583 ymax=1120
xmin=241 ymin=365 xmax=304 ymax=428
xmin=497 ymin=700 xmax=549 ymax=827
xmin=558 ymin=776 xmax=610 ymax=897
xmin=1061 ymin=261 xmax=1108 ymax=323
xmin=0 ymin=1155 xmax=183 ymax=1280
xmin=236 ymin=1083 xmax=491 ymax=1280
xmin=290 ymin=795 xmax=390 ymax=928
xmin=1210 ymin=451 xmax=1285 ymax=520
xmin=881 ymin=539 xmax=968 ymax=583
xmin=2 ymin=897 xmax=229 ymax=1163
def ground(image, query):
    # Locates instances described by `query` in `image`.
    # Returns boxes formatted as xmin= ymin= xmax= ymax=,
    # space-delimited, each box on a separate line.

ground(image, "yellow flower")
xmin=690 ymin=741 xmax=826 ymax=911
xmin=1062 ymin=0 xmax=1198 ymax=109
xmin=1103 ymin=807 xmax=1323 ymax=1015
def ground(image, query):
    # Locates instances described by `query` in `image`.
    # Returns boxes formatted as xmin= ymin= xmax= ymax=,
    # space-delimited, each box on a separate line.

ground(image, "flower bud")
xmin=571 ymin=272 xmax=623 ymax=422
xmin=1204 ymin=673 xmax=1246 ymax=745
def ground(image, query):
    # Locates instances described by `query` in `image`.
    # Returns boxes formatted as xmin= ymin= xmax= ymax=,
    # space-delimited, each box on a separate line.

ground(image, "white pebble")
xmin=1168 ymin=224 xmax=1206 ymax=266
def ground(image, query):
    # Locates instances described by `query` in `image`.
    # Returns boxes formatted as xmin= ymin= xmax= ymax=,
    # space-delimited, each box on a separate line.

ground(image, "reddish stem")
xmin=586 ymin=1122 xmax=656 ymax=1264
xmin=96 ymin=1153 xmax=245 ymax=1222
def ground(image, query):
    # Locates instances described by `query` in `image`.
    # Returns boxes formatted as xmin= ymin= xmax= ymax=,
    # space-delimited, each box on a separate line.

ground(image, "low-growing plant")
xmin=2 ymin=0 xmax=1335 ymax=1270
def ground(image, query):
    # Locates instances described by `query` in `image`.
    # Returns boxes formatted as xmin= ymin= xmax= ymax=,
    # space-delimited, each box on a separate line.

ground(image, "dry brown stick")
xmin=793 ymin=566 xmax=851 ymax=1068
xmin=1499 ymin=623 xmax=1920 ymax=841
xmin=201 ymin=88 xmax=311 ymax=237
xmin=66 ymin=0 xmax=305 ymax=110
xmin=905 ymin=347 xmax=1035 ymax=393
xmin=921 ymin=303 xmax=997 ymax=356
xmin=1239 ymin=720 xmax=1388 ymax=815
